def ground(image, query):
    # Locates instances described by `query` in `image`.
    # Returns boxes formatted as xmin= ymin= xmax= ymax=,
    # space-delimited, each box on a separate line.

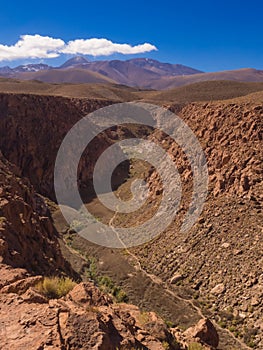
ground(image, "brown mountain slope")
xmin=74 ymin=58 xmax=202 ymax=87
xmin=46 ymin=93 xmax=262 ymax=349
xmin=13 ymin=66 xmax=263 ymax=90
xmin=1 ymin=58 xmax=263 ymax=89
xmin=0 ymin=89 xmax=261 ymax=348
xmin=115 ymin=97 xmax=262 ymax=349
xmin=0 ymin=78 xmax=139 ymax=101
xmin=151 ymin=68 xmax=263 ymax=89
xmin=141 ymin=80 xmax=263 ymax=103
xmin=16 ymin=67 xmax=117 ymax=84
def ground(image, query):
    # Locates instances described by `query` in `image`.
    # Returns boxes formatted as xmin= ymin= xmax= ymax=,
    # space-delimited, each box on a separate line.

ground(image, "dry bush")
xmin=36 ymin=276 xmax=76 ymax=299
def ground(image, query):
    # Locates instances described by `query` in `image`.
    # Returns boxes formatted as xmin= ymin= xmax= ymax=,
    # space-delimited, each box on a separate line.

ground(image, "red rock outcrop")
xmin=0 ymin=271 xmax=218 ymax=350
xmin=184 ymin=318 xmax=219 ymax=348
xmin=169 ymin=101 xmax=262 ymax=199
xmin=0 ymin=152 xmax=74 ymax=275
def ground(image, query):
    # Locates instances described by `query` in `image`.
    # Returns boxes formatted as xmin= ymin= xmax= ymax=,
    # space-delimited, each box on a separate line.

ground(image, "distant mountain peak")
xmin=59 ymin=56 xmax=90 ymax=68
xmin=13 ymin=63 xmax=51 ymax=73
xmin=0 ymin=66 xmax=12 ymax=74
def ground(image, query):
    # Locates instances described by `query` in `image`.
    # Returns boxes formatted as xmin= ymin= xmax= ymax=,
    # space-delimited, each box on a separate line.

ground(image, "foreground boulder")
xmin=184 ymin=318 xmax=219 ymax=348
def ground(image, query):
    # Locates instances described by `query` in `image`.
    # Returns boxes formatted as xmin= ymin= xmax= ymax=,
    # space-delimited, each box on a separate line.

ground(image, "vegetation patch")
xmin=36 ymin=276 xmax=76 ymax=299
xmin=188 ymin=342 xmax=205 ymax=350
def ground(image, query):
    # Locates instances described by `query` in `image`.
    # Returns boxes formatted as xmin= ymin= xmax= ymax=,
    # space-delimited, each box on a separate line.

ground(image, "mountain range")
xmin=1 ymin=56 xmax=263 ymax=89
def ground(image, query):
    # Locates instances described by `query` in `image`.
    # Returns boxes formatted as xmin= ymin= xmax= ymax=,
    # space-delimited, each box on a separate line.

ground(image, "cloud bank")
xmin=0 ymin=35 xmax=157 ymax=61
xmin=62 ymin=38 xmax=156 ymax=56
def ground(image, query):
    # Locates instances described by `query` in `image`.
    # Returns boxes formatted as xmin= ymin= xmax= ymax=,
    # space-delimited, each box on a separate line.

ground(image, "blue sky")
xmin=0 ymin=0 xmax=262 ymax=71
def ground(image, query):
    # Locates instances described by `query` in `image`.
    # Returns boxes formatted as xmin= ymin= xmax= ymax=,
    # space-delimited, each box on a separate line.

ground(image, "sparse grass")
xmin=35 ymin=276 xmax=76 ymax=299
xmin=218 ymin=320 xmax=227 ymax=328
xmin=243 ymin=327 xmax=257 ymax=348
xmin=64 ymin=237 xmax=129 ymax=304
xmin=188 ymin=342 xmax=205 ymax=350
xmin=64 ymin=232 xmax=74 ymax=246
xmin=146 ymin=80 xmax=263 ymax=103
xmin=162 ymin=341 xmax=170 ymax=350
xmin=138 ymin=310 xmax=151 ymax=325
xmin=85 ymin=257 xmax=97 ymax=280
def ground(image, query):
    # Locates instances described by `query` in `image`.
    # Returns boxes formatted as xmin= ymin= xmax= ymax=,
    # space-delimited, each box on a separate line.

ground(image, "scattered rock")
xmin=210 ymin=283 xmax=226 ymax=295
xmin=170 ymin=274 xmax=184 ymax=284
xmin=221 ymin=242 xmax=230 ymax=248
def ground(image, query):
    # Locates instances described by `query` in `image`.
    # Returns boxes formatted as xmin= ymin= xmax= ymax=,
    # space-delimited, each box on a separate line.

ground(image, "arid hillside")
xmin=16 ymin=67 xmax=117 ymax=84
xmin=142 ymin=80 xmax=263 ymax=103
xmin=118 ymin=96 xmax=263 ymax=348
xmin=57 ymin=92 xmax=262 ymax=349
xmin=0 ymin=78 xmax=263 ymax=104
xmin=0 ymin=78 xmax=140 ymax=100
xmin=148 ymin=68 xmax=263 ymax=90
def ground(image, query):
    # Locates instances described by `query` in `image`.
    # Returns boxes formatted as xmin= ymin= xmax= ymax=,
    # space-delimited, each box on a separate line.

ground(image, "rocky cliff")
xmin=0 ymin=93 xmax=125 ymax=203
xmin=0 ymin=152 xmax=73 ymax=275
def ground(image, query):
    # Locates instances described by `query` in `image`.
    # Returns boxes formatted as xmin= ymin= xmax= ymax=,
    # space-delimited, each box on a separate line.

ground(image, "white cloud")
xmin=0 ymin=35 xmax=157 ymax=62
xmin=0 ymin=35 xmax=65 ymax=61
xmin=61 ymin=38 xmax=157 ymax=56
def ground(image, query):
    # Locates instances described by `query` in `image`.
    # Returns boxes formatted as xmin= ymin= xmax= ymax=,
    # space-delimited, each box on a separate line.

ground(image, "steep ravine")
xmin=0 ymin=92 xmax=262 ymax=349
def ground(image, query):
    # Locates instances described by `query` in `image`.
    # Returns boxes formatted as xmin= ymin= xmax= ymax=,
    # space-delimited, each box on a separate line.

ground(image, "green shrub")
xmin=85 ymin=257 xmax=97 ymax=280
xmin=165 ymin=319 xmax=175 ymax=328
xmin=114 ymin=289 xmax=129 ymax=303
xmin=36 ymin=276 xmax=76 ymax=299
xmin=98 ymin=275 xmax=128 ymax=303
